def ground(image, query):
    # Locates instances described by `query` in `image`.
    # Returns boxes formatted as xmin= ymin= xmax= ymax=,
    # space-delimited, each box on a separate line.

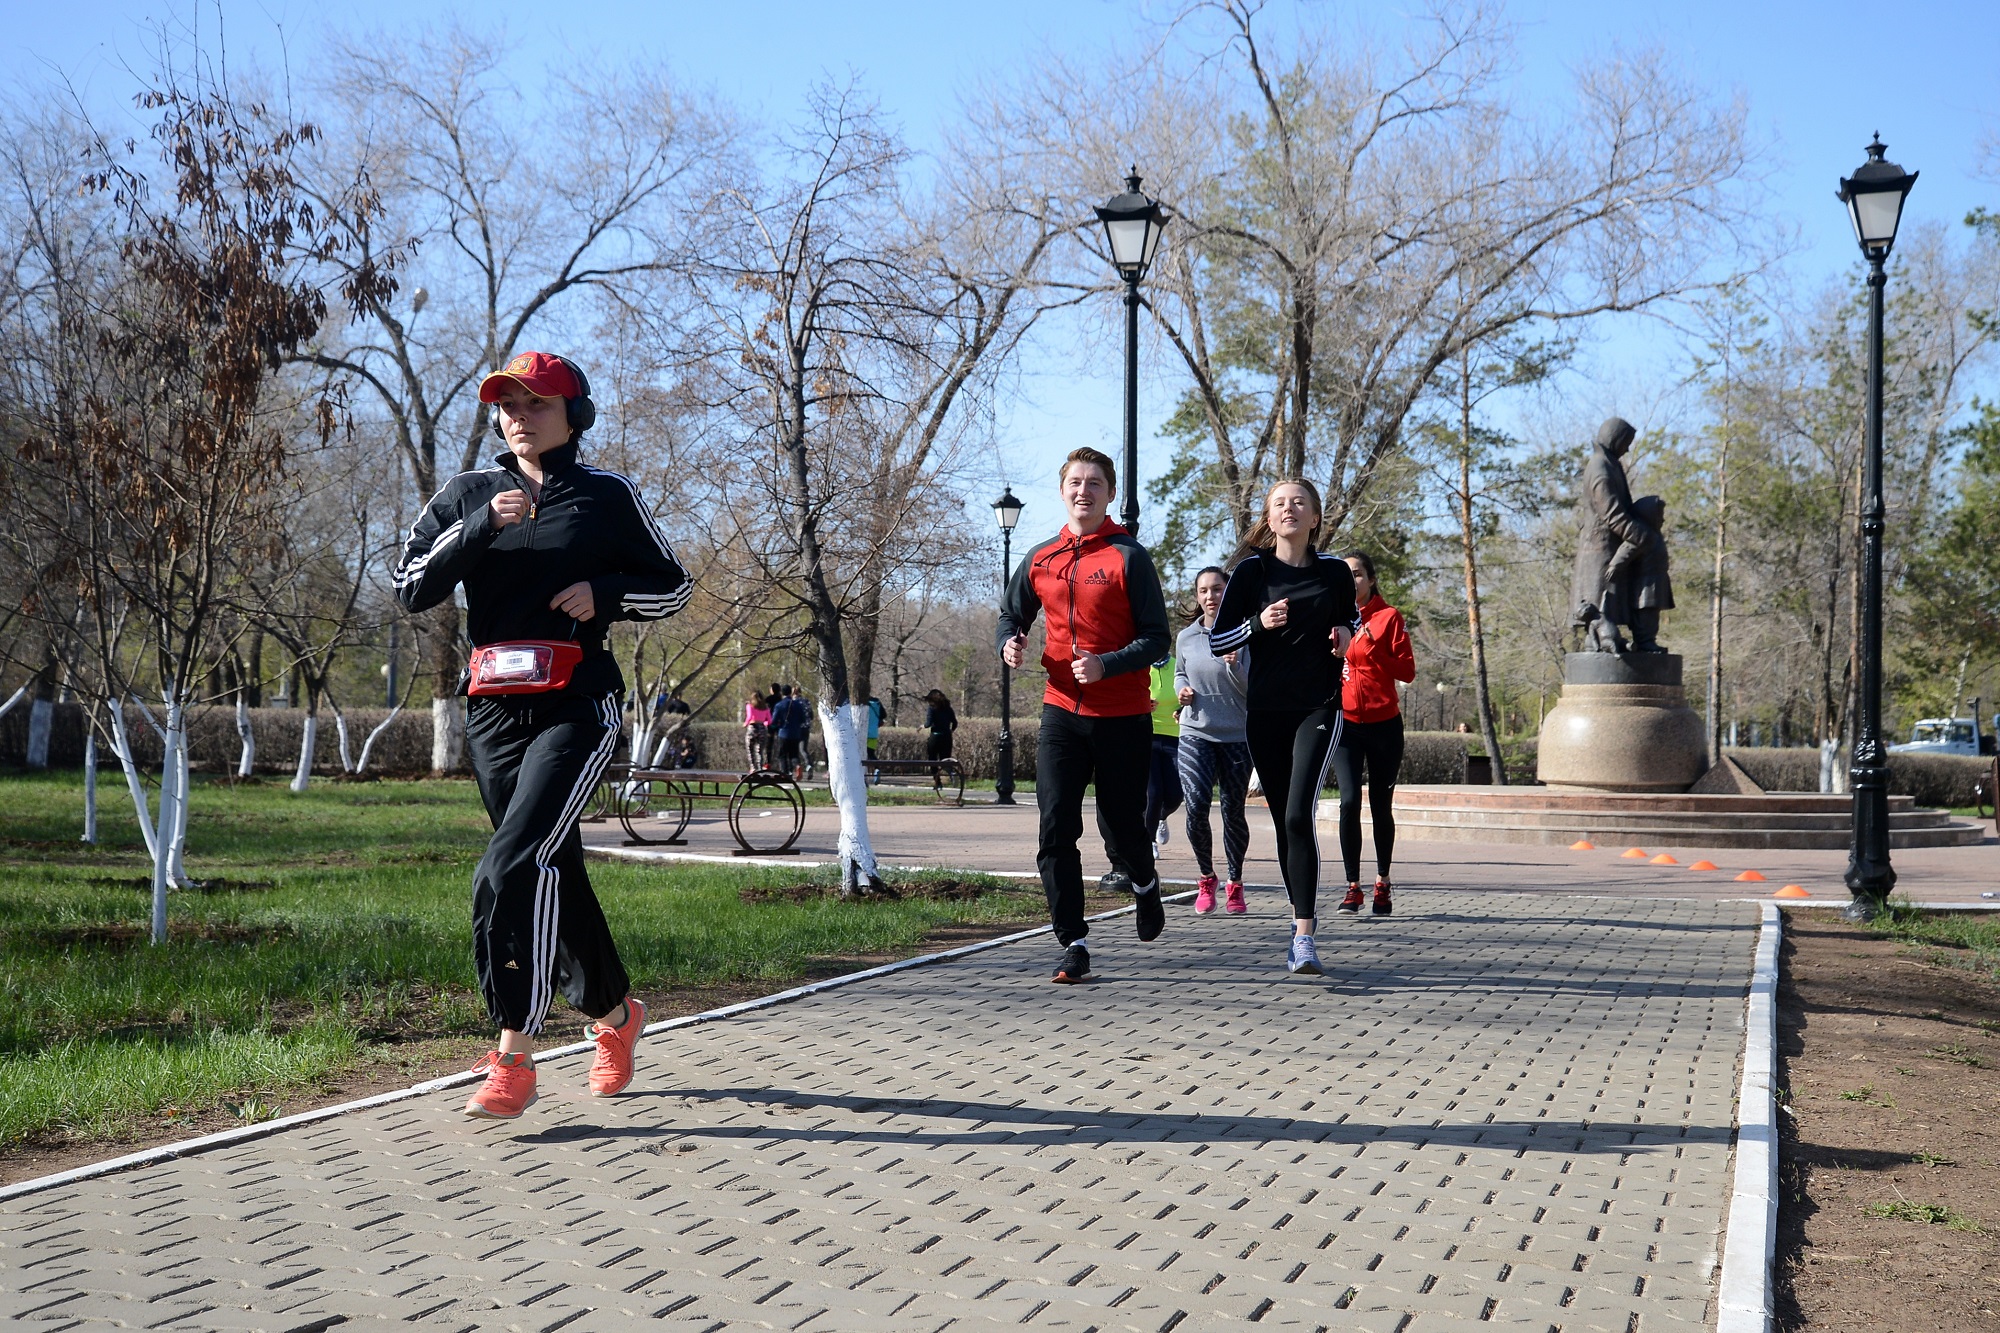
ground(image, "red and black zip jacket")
xmin=1341 ymin=594 xmax=1416 ymax=723
xmin=996 ymin=518 xmax=1170 ymax=717
xmin=393 ymin=441 xmax=691 ymax=698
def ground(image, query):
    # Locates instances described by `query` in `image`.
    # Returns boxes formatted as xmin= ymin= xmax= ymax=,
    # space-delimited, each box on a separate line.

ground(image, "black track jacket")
xmin=394 ymin=441 xmax=691 ymax=697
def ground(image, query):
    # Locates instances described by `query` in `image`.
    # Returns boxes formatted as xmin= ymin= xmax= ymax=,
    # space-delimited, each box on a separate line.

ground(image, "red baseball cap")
xmin=479 ymin=351 xmax=582 ymax=402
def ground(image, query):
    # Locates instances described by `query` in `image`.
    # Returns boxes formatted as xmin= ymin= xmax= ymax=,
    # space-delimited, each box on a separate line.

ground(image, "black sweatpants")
xmin=1143 ymin=733 xmax=1184 ymax=833
xmin=1331 ymin=713 xmax=1404 ymax=883
xmin=1037 ymin=705 xmax=1155 ymax=947
xmin=1244 ymin=705 xmax=1342 ymax=921
xmin=466 ymin=691 xmax=630 ymax=1036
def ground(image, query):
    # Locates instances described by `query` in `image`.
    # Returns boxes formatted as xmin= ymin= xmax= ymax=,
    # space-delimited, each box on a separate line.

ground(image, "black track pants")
xmin=1331 ymin=713 xmax=1404 ymax=883
xmin=1036 ymin=705 xmax=1154 ymax=947
xmin=1176 ymin=735 xmax=1252 ymax=882
xmin=1244 ymin=705 xmax=1342 ymax=920
xmin=466 ymin=691 xmax=630 ymax=1036
xmin=1143 ymin=734 xmax=1184 ymax=832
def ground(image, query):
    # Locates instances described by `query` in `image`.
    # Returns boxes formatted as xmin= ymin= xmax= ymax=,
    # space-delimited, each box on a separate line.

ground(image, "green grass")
xmin=1862 ymin=1200 xmax=1986 ymax=1232
xmin=1865 ymin=900 xmax=2000 ymax=983
xmin=0 ymin=771 xmax=1044 ymax=1149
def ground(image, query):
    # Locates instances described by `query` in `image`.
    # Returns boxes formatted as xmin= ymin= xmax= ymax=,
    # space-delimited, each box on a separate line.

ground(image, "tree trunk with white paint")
xmin=25 ymin=697 xmax=53 ymax=769
xmin=235 ymin=694 xmax=256 ymax=778
xmin=148 ymin=706 xmax=186 ymax=944
xmin=431 ymin=696 xmax=465 ymax=774
xmin=291 ymin=711 xmax=318 ymax=793
xmin=355 ymin=704 xmax=403 ymax=774
xmin=819 ymin=700 xmax=880 ymax=895
xmin=108 ymin=701 xmax=158 ymax=862
xmin=81 ymin=731 xmax=97 ymax=844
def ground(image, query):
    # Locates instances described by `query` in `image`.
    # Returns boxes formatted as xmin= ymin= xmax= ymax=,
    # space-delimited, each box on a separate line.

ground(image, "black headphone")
xmin=491 ymin=354 xmax=596 ymax=441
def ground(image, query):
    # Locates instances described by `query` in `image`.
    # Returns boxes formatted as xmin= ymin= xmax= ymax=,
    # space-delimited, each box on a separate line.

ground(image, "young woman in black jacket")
xmin=1207 ymin=479 xmax=1358 ymax=978
xmin=395 ymin=351 xmax=690 ymax=1119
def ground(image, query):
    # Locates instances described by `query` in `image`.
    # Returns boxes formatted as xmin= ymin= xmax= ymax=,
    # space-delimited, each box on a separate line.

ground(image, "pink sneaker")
xmin=1194 ymin=875 xmax=1219 ymax=914
xmin=464 ymin=1051 xmax=538 ymax=1119
xmin=1224 ymin=882 xmax=1247 ymax=914
xmin=587 ymin=996 xmax=647 ymax=1097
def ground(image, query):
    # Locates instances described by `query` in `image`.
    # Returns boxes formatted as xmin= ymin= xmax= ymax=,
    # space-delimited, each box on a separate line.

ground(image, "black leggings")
xmin=1331 ymin=713 xmax=1404 ymax=883
xmin=1244 ymin=705 xmax=1342 ymax=921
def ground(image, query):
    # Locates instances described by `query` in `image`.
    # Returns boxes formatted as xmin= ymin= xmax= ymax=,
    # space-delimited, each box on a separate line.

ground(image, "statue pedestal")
xmin=1536 ymin=653 xmax=1706 ymax=792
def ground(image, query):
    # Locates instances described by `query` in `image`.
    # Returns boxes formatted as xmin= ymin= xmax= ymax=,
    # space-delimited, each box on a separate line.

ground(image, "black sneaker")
xmin=1097 ymin=870 xmax=1132 ymax=895
xmin=1133 ymin=883 xmax=1165 ymax=942
xmin=1052 ymin=943 xmax=1090 ymax=984
xmin=1371 ymin=882 xmax=1393 ymax=916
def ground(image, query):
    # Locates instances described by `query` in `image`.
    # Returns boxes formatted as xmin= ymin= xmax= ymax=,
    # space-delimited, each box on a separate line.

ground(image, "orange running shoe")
xmin=464 ymin=1050 xmax=538 ymax=1119
xmin=587 ymin=996 xmax=647 ymax=1097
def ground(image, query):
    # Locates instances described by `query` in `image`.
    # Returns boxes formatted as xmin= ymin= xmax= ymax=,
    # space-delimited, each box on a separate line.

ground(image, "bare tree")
xmin=298 ymin=28 xmax=722 ymax=770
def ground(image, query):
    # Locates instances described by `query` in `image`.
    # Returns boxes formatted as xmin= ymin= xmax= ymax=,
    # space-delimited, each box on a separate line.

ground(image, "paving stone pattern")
xmin=2 ymin=892 xmax=1755 ymax=1332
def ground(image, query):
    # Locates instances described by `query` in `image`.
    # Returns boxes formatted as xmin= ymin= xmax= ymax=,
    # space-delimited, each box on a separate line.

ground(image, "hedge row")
xmin=1722 ymin=746 xmax=1992 ymax=808
xmin=0 ymin=702 xmax=435 ymax=775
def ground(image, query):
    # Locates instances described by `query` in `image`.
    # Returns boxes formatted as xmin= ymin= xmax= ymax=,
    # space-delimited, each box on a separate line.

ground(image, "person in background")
xmin=1145 ymin=655 xmax=1183 ymax=847
xmin=1175 ymin=565 xmax=1253 ymax=915
xmin=1332 ymin=551 xmax=1415 ymax=917
xmin=794 ymin=689 xmax=815 ymax=780
xmin=772 ymin=685 xmax=805 ymax=778
xmin=923 ymin=689 xmax=958 ymax=760
xmin=673 ymin=733 xmax=700 ymax=769
xmin=866 ymin=695 xmax=885 ymax=784
xmin=743 ymin=691 xmax=771 ymax=771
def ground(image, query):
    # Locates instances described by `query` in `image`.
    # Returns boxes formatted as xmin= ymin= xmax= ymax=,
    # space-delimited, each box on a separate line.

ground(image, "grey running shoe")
xmin=1286 ymin=934 xmax=1323 ymax=976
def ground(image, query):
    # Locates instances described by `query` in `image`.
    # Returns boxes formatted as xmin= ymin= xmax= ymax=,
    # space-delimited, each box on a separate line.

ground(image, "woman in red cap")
xmin=395 ymin=350 xmax=691 ymax=1119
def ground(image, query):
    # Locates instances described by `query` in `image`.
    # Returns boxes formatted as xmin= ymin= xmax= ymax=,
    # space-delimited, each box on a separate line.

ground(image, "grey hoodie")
xmin=1174 ymin=620 xmax=1250 ymax=744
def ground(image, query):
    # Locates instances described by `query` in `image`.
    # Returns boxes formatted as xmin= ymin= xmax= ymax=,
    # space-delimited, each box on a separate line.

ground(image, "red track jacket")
xmin=1341 ymin=594 xmax=1416 ymax=723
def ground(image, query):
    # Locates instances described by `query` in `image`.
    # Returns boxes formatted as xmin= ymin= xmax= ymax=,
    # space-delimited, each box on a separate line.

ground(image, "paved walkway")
xmin=585 ymin=794 xmax=2000 ymax=904
xmin=4 ymin=890 xmax=1754 ymax=1331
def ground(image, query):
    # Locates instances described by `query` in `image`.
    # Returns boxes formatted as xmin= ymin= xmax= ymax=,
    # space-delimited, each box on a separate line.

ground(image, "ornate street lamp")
xmin=1837 ymin=134 xmax=1917 ymax=919
xmin=1095 ymin=171 xmax=1169 ymax=533
xmin=992 ymin=488 xmax=1025 ymax=805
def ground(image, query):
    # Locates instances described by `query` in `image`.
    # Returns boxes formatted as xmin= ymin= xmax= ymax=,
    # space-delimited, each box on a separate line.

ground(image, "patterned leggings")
xmin=1175 ymin=735 xmax=1253 ymax=882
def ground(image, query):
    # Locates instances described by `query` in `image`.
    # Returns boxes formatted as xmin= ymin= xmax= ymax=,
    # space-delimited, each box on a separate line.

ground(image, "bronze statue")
xmin=1571 ymin=417 xmax=1674 ymax=654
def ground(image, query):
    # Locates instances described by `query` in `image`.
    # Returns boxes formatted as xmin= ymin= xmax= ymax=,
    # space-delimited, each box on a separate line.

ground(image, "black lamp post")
xmin=992 ymin=487 xmax=1025 ymax=805
xmin=1837 ymin=134 xmax=1918 ymax=919
xmin=1095 ymin=171 xmax=1169 ymax=533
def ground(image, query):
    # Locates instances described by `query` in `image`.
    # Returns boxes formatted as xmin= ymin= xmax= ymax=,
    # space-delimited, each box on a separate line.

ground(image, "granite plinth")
xmin=1536 ymin=652 xmax=1707 ymax=792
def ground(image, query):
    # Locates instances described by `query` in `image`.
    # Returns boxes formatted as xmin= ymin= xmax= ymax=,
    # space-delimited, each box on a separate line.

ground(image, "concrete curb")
xmin=0 ymin=890 xmax=1192 ymax=1205
xmin=1715 ymin=900 xmax=1780 ymax=1333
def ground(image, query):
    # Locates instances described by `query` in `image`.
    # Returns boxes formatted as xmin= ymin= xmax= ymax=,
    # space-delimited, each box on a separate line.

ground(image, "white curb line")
xmin=0 ymin=890 xmax=1192 ymax=1205
xmin=1715 ymin=900 xmax=1780 ymax=1333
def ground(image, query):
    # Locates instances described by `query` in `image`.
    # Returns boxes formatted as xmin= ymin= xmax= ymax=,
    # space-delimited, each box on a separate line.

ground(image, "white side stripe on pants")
xmin=525 ymin=694 xmax=624 ymax=1035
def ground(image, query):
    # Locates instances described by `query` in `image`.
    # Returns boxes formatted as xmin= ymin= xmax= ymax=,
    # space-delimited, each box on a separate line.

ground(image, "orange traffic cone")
xmin=1650 ymin=853 xmax=1679 ymax=866
xmin=1621 ymin=848 xmax=1649 ymax=860
xmin=1734 ymin=870 xmax=1767 ymax=883
xmin=1570 ymin=839 xmax=1595 ymax=851
xmin=1688 ymin=860 xmax=1719 ymax=871
xmin=1774 ymin=885 xmax=1811 ymax=899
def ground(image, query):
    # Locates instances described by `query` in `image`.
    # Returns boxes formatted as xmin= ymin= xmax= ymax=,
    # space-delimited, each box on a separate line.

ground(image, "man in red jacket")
xmin=999 ymin=447 xmax=1172 ymax=983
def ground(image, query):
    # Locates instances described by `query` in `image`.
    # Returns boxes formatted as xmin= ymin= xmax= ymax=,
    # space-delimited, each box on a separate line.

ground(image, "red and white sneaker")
xmin=464 ymin=1051 xmax=538 ymax=1119
xmin=588 ymin=996 xmax=647 ymax=1097
xmin=1338 ymin=884 xmax=1365 ymax=913
xmin=1194 ymin=875 xmax=1219 ymax=914
xmin=1223 ymin=881 xmax=1247 ymax=914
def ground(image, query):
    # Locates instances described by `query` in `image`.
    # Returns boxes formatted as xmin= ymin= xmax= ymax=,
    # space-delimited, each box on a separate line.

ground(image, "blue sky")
xmin=22 ymin=0 xmax=2000 ymax=541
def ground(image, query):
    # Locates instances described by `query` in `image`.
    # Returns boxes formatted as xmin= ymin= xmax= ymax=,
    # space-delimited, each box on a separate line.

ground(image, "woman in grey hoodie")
xmin=1174 ymin=566 xmax=1254 ymax=914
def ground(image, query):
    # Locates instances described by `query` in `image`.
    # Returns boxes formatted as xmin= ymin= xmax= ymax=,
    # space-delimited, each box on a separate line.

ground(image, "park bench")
xmin=864 ymin=756 xmax=965 ymax=806
xmin=613 ymin=766 xmax=806 ymax=855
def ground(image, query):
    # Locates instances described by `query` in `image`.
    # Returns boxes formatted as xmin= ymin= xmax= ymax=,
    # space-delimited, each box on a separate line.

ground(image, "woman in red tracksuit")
xmin=1332 ymin=551 xmax=1416 ymax=916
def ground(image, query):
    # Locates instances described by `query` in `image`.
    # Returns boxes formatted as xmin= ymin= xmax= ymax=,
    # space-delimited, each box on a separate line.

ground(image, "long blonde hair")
xmin=1232 ymin=477 xmax=1324 ymax=565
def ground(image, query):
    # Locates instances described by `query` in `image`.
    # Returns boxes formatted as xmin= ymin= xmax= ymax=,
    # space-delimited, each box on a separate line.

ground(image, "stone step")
xmin=1377 ymin=816 xmax=1985 ymax=849
xmin=1319 ymin=784 xmax=1989 ymax=849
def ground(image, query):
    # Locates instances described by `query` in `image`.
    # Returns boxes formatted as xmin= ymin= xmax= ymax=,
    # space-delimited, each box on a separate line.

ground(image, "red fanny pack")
xmin=468 ymin=641 xmax=584 ymax=696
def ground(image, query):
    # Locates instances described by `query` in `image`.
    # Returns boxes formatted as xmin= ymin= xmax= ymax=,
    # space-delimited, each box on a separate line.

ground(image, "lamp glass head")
xmin=992 ymin=488 xmax=1024 ymax=532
